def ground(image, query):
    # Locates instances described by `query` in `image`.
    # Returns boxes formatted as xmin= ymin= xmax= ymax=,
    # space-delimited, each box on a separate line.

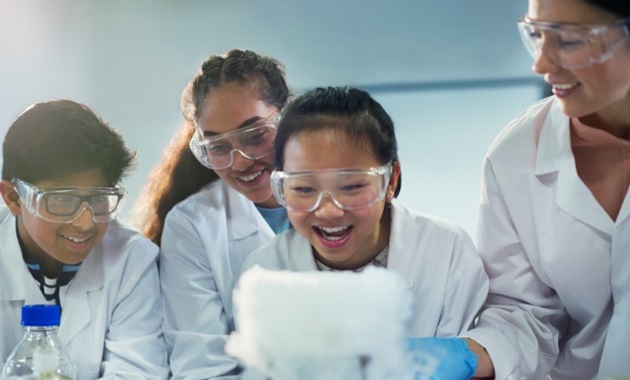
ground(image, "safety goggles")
xmin=13 ymin=178 xmax=126 ymax=224
xmin=270 ymin=162 xmax=392 ymax=212
xmin=189 ymin=115 xmax=279 ymax=170
xmin=517 ymin=16 xmax=630 ymax=69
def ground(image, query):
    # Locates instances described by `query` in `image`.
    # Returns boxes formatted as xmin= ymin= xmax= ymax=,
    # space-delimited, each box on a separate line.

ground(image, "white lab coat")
xmin=463 ymin=96 xmax=630 ymax=379
xmin=0 ymin=207 xmax=169 ymax=380
xmin=238 ymin=199 xmax=489 ymax=339
xmin=160 ymin=180 xmax=277 ymax=379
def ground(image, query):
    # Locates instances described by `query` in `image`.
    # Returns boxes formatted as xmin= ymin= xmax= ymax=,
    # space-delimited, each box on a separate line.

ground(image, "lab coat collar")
xmin=534 ymin=98 xmax=568 ymax=176
xmin=287 ymin=231 xmax=321 ymax=271
xmin=225 ymin=184 xmax=274 ymax=240
xmin=535 ymin=98 xmax=613 ymax=234
xmin=384 ymin=200 xmax=415 ymax=290
xmin=0 ymin=208 xmax=33 ymax=301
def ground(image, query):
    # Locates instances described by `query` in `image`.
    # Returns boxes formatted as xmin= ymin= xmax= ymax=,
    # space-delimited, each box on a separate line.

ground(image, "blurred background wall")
xmin=0 ymin=0 xmax=542 ymax=238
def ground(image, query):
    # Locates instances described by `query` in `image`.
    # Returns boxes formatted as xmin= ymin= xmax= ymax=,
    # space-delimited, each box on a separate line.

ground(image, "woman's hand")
xmin=407 ymin=337 xmax=478 ymax=380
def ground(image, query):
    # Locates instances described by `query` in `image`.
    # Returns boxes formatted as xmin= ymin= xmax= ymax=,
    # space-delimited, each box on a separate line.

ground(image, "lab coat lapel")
xmin=555 ymin=159 xmax=613 ymax=234
xmin=227 ymin=185 xmax=274 ymax=240
xmin=0 ymin=211 xmax=41 ymax=360
xmin=599 ymin=215 xmax=630 ymax=376
xmin=536 ymin=100 xmax=613 ymax=235
xmin=614 ymin=190 xmax=630 ymax=225
xmin=58 ymin=245 xmax=103 ymax=346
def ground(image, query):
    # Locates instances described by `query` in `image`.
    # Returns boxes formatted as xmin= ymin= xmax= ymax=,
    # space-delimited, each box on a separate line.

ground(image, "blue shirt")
xmin=256 ymin=206 xmax=291 ymax=235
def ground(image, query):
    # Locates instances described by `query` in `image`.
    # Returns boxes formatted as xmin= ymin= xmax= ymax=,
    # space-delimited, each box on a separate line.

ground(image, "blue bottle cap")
xmin=21 ymin=304 xmax=61 ymax=327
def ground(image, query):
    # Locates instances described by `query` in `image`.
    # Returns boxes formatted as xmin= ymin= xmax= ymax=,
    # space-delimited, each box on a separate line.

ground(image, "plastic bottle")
xmin=2 ymin=305 xmax=77 ymax=380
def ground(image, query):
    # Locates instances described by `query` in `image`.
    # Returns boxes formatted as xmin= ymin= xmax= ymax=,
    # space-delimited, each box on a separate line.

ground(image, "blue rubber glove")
xmin=407 ymin=337 xmax=477 ymax=380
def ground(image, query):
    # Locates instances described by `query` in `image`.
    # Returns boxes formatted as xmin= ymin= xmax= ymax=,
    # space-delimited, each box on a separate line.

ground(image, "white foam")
xmin=226 ymin=266 xmax=413 ymax=379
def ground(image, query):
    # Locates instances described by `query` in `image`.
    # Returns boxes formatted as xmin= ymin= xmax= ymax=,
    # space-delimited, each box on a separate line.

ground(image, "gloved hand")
xmin=406 ymin=337 xmax=477 ymax=380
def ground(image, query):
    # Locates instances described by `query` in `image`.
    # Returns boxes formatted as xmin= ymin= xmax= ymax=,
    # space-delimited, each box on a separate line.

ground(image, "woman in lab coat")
xmin=0 ymin=100 xmax=169 ymax=379
xmin=457 ymin=0 xmax=630 ymax=378
xmin=132 ymin=49 xmax=291 ymax=379
xmin=236 ymin=86 xmax=489 ymax=379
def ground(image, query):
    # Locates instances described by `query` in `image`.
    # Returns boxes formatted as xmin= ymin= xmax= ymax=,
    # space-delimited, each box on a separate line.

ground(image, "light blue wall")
xmin=0 ymin=0 xmax=537 ymax=239
xmin=376 ymin=86 xmax=539 ymax=236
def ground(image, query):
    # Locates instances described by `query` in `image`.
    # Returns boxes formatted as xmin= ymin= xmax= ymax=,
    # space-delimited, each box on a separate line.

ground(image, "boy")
xmin=0 ymin=100 xmax=169 ymax=378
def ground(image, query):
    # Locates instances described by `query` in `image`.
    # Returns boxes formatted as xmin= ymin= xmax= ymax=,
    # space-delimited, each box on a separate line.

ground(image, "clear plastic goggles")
xmin=517 ymin=16 xmax=630 ymax=69
xmin=271 ymin=162 xmax=392 ymax=212
xmin=13 ymin=178 xmax=126 ymax=224
xmin=189 ymin=116 xmax=279 ymax=170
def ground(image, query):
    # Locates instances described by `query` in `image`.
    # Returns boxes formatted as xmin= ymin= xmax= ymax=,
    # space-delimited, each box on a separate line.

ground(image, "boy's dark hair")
xmin=274 ymin=86 xmax=402 ymax=197
xmin=2 ymin=99 xmax=136 ymax=186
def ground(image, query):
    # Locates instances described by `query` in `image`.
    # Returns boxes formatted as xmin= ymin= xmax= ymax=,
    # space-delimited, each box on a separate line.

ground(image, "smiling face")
xmin=3 ymin=168 xmax=111 ymax=276
xmin=282 ymin=129 xmax=399 ymax=270
xmin=528 ymin=0 xmax=630 ymax=125
xmin=196 ymin=82 xmax=280 ymax=208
